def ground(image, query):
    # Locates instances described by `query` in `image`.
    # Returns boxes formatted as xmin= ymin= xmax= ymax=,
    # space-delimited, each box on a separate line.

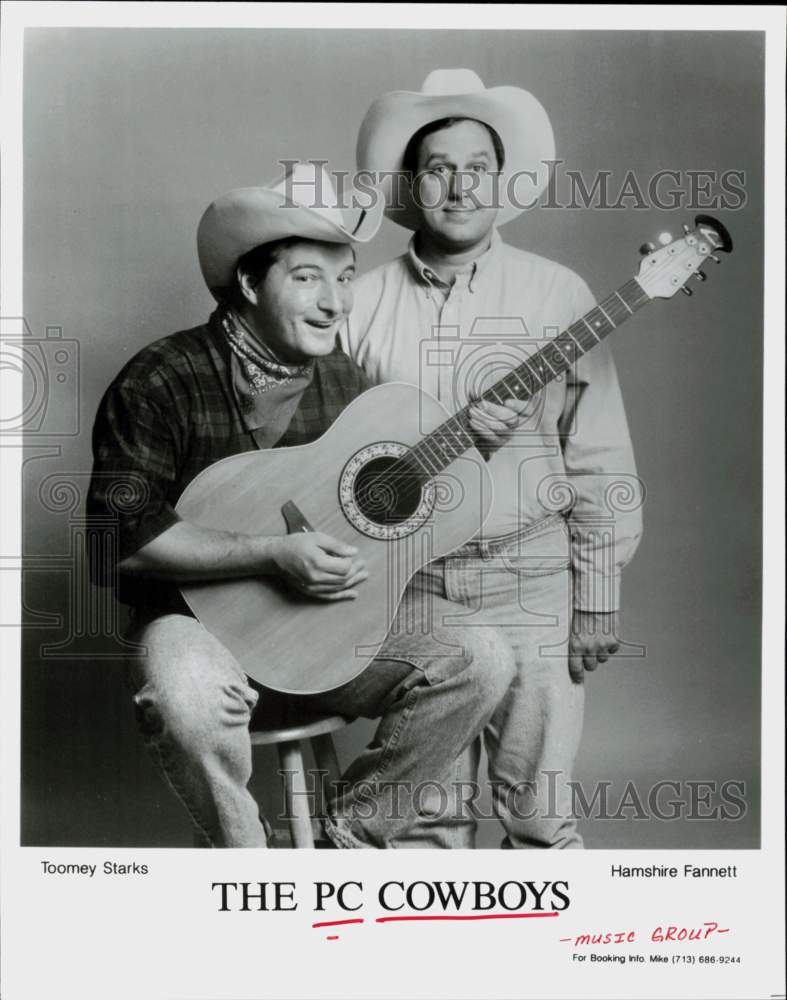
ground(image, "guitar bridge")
xmin=281 ymin=500 xmax=314 ymax=534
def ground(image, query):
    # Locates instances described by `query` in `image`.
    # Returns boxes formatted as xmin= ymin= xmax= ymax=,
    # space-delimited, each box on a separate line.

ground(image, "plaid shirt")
xmin=87 ymin=309 xmax=370 ymax=610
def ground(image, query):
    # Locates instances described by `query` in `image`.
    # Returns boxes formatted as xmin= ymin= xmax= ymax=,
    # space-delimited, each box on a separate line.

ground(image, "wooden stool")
xmin=251 ymin=714 xmax=349 ymax=848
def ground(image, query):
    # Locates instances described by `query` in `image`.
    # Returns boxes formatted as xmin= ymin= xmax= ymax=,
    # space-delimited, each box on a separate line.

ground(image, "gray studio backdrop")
xmin=19 ymin=28 xmax=763 ymax=848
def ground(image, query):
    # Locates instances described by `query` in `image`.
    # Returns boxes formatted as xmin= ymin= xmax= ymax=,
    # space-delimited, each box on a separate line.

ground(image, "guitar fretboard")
xmin=405 ymin=277 xmax=650 ymax=476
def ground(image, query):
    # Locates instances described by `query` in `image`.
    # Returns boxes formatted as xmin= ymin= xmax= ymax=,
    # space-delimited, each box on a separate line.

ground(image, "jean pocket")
xmin=496 ymin=524 xmax=571 ymax=577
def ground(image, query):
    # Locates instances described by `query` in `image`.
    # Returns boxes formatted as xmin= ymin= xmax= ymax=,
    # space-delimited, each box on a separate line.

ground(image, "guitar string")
xmin=347 ymin=288 xmax=638 ymax=515
xmin=347 ymin=246 xmax=696 ymax=522
xmin=348 ymin=301 xmax=625 ymax=518
xmin=347 ymin=278 xmax=647 ymax=518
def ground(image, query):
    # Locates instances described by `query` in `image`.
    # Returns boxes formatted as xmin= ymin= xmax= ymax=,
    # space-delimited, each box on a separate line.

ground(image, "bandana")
xmin=219 ymin=304 xmax=314 ymax=448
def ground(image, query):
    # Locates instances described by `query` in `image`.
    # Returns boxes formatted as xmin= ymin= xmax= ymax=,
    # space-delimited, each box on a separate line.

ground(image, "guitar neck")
xmin=406 ymin=277 xmax=651 ymax=476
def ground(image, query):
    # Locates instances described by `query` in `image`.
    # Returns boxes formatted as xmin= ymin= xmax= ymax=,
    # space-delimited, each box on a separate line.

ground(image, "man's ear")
xmin=236 ymin=267 xmax=258 ymax=306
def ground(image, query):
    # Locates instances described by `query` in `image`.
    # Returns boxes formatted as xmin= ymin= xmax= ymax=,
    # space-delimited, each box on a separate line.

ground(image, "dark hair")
xmin=402 ymin=116 xmax=506 ymax=178
xmin=224 ymin=236 xmax=302 ymax=303
xmin=223 ymin=236 xmax=357 ymax=304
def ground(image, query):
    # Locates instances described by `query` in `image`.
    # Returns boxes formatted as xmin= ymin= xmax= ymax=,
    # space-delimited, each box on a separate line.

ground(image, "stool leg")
xmin=277 ymin=740 xmax=315 ymax=849
xmin=311 ymin=732 xmax=341 ymax=809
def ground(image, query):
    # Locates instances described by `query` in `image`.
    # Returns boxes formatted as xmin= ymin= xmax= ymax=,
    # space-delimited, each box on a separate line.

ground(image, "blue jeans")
xmin=125 ymin=587 xmax=515 ymax=848
xmin=421 ymin=514 xmax=583 ymax=849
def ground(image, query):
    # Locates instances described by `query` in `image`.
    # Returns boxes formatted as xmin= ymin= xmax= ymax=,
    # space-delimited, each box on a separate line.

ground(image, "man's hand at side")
xmin=568 ymin=610 xmax=620 ymax=683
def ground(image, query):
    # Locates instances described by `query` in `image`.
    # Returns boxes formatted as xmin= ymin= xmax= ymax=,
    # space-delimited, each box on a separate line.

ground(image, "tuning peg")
xmin=694 ymin=270 xmax=707 ymax=282
xmin=639 ymin=242 xmax=656 ymax=256
xmin=709 ymin=254 xmax=721 ymax=263
xmin=657 ymin=232 xmax=673 ymax=246
xmin=680 ymin=285 xmax=693 ymax=296
xmin=682 ymin=223 xmax=691 ymax=234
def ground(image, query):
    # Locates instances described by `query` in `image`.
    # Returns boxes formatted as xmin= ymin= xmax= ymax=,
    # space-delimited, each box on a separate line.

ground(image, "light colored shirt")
xmin=341 ymin=230 xmax=643 ymax=611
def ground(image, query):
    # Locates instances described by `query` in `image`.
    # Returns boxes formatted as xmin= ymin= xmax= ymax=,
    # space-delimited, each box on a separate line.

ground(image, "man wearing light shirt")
xmin=342 ymin=69 xmax=643 ymax=848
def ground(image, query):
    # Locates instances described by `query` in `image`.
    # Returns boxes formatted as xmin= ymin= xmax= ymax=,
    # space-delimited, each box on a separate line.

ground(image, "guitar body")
xmin=177 ymin=216 xmax=734 ymax=694
xmin=177 ymin=382 xmax=492 ymax=694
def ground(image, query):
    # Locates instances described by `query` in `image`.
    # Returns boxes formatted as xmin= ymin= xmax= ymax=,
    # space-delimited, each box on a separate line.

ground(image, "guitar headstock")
xmin=635 ymin=214 xmax=733 ymax=300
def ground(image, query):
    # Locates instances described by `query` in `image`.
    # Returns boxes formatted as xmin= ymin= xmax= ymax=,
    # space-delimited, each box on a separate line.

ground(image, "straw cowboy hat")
xmin=356 ymin=68 xmax=555 ymax=230
xmin=197 ymin=160 xmax=383 ymax=296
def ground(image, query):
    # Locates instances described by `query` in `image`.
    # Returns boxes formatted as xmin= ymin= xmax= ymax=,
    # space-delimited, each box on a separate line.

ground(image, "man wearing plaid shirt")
xmin=87 ymin=163 xmax=520 ymax=848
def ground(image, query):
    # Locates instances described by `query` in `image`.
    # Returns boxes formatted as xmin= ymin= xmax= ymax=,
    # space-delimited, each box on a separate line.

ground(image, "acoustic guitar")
xmin=177 ymin=215 xmax=733 ymax=694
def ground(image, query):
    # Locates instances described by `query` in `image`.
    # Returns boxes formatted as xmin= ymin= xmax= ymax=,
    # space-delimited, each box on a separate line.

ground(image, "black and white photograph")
xmin=1 ymin=4 xmax=784 ymax=1000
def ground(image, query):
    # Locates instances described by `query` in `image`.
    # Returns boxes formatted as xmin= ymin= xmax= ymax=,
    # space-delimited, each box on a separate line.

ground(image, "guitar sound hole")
xmin=352 ymin=456 xmax=426 ymax=527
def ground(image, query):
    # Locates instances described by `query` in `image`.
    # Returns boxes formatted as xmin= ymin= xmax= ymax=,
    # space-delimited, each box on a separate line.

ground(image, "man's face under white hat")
xmin=242 ymin=239 xmax=356 ymax=365
xmin=409 ymin=118 xmax=501 ymax=251
xmin=356 ymin=69 xmax=555 ymax=231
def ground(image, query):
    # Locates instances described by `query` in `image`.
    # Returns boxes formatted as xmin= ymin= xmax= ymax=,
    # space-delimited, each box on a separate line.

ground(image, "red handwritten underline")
xmin=377 ymin=912 xmax=560 ymax=923
xmin=312 ymin=918 xmax=365 ymax=929
xmin=313 ymin=911 xmax=560 ymax=929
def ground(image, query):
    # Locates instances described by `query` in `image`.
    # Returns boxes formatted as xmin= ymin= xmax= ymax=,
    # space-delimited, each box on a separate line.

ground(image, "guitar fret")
xmin=568 ymin=327 xmax=591 ymax=353
xmin=401 ymin=278 xmax=654 ymax=477
xmin=490 ymin=367 xmax=532 ymax=402
xmin=510 ymin=368 xmax=534 ymax=397
xmin=597 ymin=304 xmax=616 ymax=328
xmin=443 ymin=421 xmax=468 ymax=455
xmin=614 ymin=289 xmax=634 ymax=314
xmin=524 ymin=358 xmax=545 ymax=388
xmin=414 ymin=441 xmax=441 ymax=472
xmin=620 ymin=278 xmax=649 ymax=311
xmin=612 ymin=301 xmax=630 ymax=324
xmin=582 ymin=317 xmax=602 ymax=341
xmin=450 ymin=415 xmax=475 ymax=455
xmin=539 ymin=352 xmax=560 ymax=376
xmin=443 ymin=422 xmax=466 ymax=451
xmin=564 ymin=328 xmax=587 ymax=357
xmin=555 ymin=337 xmax=579 ymax=364
xmin=424 ymin=417 xmax=473 ymax=465
xmin=542 ymin=342 xmax=570 ymax=375
xmin=492 ymin=375 xmax=517 ymax=402
xmin=520 ymin=366 xmax=539 ymax=393
xmin=409 ymin=448 xmax=437 ymax=475
xmin=608 ymin=292 xmax=634 ymax=323
xmin=439 ymin=428 xmax=462 ymax=455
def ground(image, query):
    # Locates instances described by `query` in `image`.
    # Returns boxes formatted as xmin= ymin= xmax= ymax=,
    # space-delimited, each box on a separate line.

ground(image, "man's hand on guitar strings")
xmin=270 ymin=532 xmax=368 ymax=601
xmin=568 ymin=610 xmax=621 ymax=683
xmin=468 ymin=396 xmax=536 ymax=455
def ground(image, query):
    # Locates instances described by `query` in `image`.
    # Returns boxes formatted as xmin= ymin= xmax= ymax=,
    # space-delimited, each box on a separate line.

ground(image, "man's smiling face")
xmin=247 ymin=240 xmax=355 ymax=364
xmin=411 ymin=119 xmax=501 ymax=252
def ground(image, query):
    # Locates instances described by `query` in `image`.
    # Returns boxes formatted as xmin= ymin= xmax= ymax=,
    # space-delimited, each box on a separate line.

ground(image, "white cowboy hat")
xmin=197 ymin=160 xmax=383 ymax=296
xmin=356 ymin=68 xmax=555 ymax=230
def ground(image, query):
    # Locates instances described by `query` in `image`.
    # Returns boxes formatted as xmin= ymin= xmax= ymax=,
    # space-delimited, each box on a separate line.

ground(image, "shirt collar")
xmin=406 ymin=229 xmax=502 ymax=293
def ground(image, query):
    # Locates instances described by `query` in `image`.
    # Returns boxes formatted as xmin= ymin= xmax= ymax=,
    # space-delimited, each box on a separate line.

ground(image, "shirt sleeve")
xmin=339 ymin=267 xmax=386 ymax=384
xmin=86 ymin=366 xmax=183 ymax=584
xmin=338 ymin=316 xmax=357 ymax=363
xmin=559 ymin=277 xmax=644 ymax=612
